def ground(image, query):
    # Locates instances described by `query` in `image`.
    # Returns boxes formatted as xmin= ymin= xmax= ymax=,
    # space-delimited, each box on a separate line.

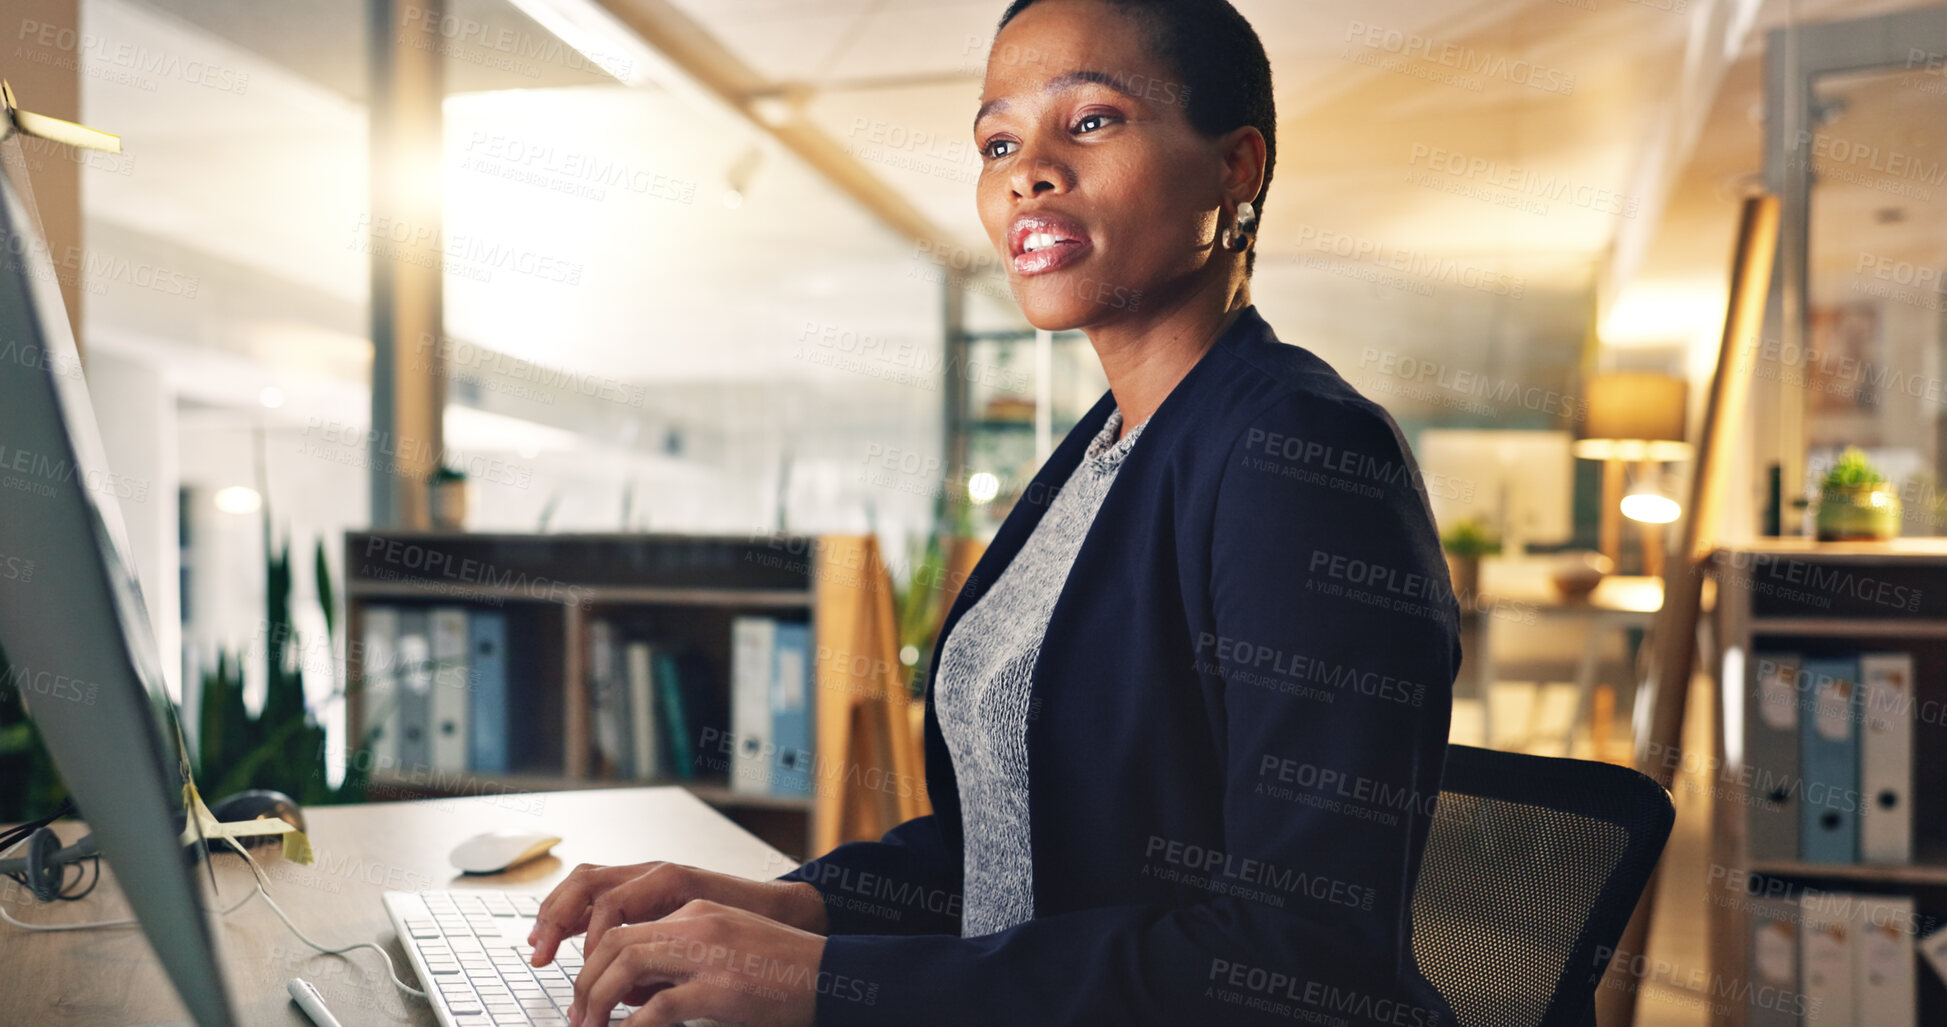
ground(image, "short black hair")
xmin=996 ymin=0 xmax=1276 ymax=275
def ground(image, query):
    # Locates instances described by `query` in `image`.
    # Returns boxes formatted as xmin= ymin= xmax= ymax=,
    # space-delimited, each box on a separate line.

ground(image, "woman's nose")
xmin=1009 ymin=152 xmax=1070 ymax=200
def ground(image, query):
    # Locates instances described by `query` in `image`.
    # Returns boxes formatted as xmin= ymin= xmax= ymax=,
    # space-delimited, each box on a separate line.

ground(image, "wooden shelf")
xmin=1708 ymin=543 xmax=1947 ymax=1027
xmin=342 ymin=531 xmax=925 ymax=864
xmin=365 ymin=770 xmax=602 ymax=796
xmin=1749 ymin=617 xmax=1947 ymax=638
xmin=1717 ymin=537 xmax=1947 ymax=559
xmin=680 ymin=782 xmax=814 ymax=812
xmin=1749 ymin=861 xmax=1947 ymax=887
xmin=346 ymin=582 xmax=813 ymax=608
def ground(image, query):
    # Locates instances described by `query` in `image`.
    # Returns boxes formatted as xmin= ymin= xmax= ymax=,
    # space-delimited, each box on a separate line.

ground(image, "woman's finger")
xmin=622 ymin=980 xmax=714 ymax=1027
xmin=574 ymin=926 xmax=680 ymax=1027
xmin=585 ymin=863 xmax=688 ymax=957
xmin=530 ymin=863 xmax=625 ymax=966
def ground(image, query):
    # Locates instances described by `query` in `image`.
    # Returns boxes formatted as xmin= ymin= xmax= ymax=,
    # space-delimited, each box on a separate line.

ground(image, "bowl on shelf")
xmin=1548 ymin=550 xmax=1613 ymax=602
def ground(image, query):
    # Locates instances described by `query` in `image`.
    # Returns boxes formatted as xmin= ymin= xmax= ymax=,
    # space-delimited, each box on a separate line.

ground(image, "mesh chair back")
xmin=1410 ymin=745 xmax=1675 ymax=1027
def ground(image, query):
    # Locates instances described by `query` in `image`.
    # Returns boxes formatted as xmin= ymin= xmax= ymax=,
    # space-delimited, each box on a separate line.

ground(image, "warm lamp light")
xmin=1621 ymin=489 xmax=1682 ymax=524
xmin=1573 ymin=373 xmax=1693 ymax=461
xmin=967 ymin=472 xmax=1000 ymax=505
xmin=1577 ymin=372 xmax=1691 ymax=570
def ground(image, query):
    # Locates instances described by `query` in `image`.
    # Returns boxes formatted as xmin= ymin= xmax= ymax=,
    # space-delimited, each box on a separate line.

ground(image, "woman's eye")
xmin=984 ymin=139 xmax=1017 ymax=160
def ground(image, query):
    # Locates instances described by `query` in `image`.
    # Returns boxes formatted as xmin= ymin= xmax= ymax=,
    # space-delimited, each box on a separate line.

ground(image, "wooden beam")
xmin=588 ymin=0 xmax=955 ymax=250
xmin=1595 ymin=193 xmax=1778 ymax=1027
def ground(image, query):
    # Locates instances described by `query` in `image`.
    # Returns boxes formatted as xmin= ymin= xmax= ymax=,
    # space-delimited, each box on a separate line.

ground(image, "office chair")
xmin=1411 ymin=744 xmax=1676 ymax=1027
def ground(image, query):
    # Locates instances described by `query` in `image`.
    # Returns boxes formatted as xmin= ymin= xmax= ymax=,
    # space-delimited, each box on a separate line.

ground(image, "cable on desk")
xmin=0 ymin=828 xmax=426 ymax=1000
xmin=215 ymin=833 xmax=427 ymax=1000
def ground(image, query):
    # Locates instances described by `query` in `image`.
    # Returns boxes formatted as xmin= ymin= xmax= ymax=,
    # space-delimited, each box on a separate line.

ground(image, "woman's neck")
xmin=1088 ymin=280 xmax=1251 ymax=442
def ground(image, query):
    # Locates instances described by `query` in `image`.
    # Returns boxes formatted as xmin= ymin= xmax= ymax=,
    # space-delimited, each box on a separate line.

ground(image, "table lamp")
xmin=1573 ymin=372 xmax=1692 ymax=571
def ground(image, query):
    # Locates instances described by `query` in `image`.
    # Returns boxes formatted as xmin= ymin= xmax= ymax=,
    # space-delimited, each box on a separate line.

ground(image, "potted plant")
xmin=429 ymin=464 xmax=469 ymax=531
xmin=1440 ymin=515 xmax=1501 ymax=607
xmin=1815 ymin=447 xmax=1901 ymax=542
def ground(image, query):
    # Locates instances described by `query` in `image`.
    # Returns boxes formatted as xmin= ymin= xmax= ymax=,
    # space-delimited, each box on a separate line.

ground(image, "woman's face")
xmin=975 ymin=0 xmax=1235 ymax=331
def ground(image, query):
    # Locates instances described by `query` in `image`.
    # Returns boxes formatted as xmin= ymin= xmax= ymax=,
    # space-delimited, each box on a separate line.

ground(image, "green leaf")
xmin=315 ymin=539 xmax=336 ymax=643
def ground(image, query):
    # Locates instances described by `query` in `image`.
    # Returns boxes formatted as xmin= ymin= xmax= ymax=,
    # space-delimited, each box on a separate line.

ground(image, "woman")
xmin=531 ymin=1 xmax=1461 ymax=1024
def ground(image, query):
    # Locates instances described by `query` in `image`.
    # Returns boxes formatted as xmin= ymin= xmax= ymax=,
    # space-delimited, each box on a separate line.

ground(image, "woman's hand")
xmin=566 ymin=898 xmax=824 ymax=1027
xmin=529 ymin=861 xmax=828 ymax=967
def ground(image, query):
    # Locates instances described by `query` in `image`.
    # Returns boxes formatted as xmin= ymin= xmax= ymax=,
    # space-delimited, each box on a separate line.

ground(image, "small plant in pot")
xmin=429 ymin=464 xmax=469 ymax=531
xmin=1440 ymin=515 xmax=1501 ymax=608
xmin=1815 ymin=447 xmax=1901 ymax=542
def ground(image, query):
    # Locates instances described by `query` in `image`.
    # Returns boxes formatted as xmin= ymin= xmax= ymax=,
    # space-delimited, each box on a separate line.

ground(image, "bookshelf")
xmin=1707 ymin=539 xmax=1947 ymax=1027
xmin=342 ymin=531 xmax=924 ymax=861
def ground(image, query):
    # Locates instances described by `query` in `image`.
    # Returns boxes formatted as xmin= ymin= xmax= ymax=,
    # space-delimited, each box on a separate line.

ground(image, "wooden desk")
xmin=0 ymin=787 xmax=795 ymax=1025
xmin=1471 ymin=573 xmax=1663 ymax=753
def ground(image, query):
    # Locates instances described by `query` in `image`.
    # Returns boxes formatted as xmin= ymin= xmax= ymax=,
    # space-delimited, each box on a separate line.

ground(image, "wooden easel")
xmin=1593 ymin=194 xmax=1779 ymax=1025
xmin=809 ymin=536 xmax=932 ymax=855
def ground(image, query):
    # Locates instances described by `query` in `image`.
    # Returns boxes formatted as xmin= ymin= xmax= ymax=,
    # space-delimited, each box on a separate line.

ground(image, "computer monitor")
xmin=0 ymin=128 xmax=235 ymax=1024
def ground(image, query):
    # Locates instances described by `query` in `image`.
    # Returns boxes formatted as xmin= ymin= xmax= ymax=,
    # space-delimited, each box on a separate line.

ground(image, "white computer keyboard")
xmin=384 ymin=890 xmax=629 ymax=1027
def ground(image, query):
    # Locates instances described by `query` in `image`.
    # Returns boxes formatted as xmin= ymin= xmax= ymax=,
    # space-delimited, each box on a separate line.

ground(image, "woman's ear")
xmin=1219 ymin=125 xmax=1268 ymax=210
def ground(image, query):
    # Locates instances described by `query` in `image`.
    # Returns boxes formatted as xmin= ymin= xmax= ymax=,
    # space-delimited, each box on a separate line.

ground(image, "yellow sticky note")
xmin=281 ymin=829 xmax=314 ymax=866
xmin=179 ymin=781 xmax=315 ymax=865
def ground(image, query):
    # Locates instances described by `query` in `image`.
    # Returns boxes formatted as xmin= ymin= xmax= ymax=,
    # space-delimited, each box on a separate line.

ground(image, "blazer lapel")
xmin=934 ymin=306 xmax=1276 ymax=649
xmin=934 ymin=387 xmax=1118 ymax=647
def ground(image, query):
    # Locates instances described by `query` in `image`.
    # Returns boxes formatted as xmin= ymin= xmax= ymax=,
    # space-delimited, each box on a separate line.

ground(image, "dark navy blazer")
xmin=779 ymin=306 xmax=1461 ymax=1026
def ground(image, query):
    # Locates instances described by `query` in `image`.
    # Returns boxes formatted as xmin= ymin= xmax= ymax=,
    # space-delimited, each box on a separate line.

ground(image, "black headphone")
xmin=0 ymin=799 xmax=100 ymax=903
xmin=1 ymin=790 xmax=297 ymax=904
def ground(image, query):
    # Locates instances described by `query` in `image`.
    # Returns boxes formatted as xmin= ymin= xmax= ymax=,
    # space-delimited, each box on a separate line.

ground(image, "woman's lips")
xmin=1014 ymin=237 xmax=1092 ymax=276
xmin=1009 ymin=213 xmax=1093 ymax=277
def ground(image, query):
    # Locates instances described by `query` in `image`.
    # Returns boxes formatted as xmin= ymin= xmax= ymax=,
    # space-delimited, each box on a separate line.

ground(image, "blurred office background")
xmin=10 ymin=0 xmax=1944 ymax=776
xmin=5 ymin=1 xmax=1947 ymax=1019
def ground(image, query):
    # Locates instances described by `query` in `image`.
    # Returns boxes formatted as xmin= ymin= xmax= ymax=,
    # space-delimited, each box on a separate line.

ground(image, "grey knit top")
xmin=935 ymin=406 xmax=1148 ymax=938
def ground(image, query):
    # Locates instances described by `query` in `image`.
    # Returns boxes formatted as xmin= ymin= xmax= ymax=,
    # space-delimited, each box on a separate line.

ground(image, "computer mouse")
xmin=203 ymin=789 xmax=306 ymax=851
xmin=451 ymin=829 xmax=563 ymax=874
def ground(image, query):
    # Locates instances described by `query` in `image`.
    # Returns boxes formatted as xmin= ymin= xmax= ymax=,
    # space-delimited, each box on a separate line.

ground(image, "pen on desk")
xmin=288 ymin=977 xmax=345 ymax=1027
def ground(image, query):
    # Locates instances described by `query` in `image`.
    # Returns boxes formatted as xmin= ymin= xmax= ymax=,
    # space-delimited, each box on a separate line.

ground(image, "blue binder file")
xmin=1798 ymin=656 xmax=1861 ymax=864
xmin=771 ymin=622 xmax=813 ymax=797
xmin=468 ymin=610 xmax=509 ymax=773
